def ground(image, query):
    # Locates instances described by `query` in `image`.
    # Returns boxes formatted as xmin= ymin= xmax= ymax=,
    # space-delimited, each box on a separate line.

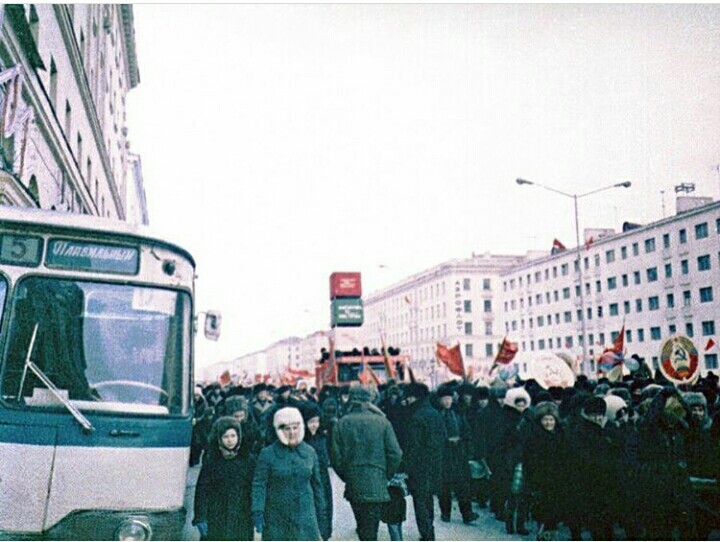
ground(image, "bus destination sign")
xmin=46 ymin=239 xmax=139 ymax=275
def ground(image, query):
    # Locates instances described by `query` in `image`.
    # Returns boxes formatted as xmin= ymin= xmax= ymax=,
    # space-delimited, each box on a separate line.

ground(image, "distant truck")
xmin=315 ymin=349 xmax=411 ymax=387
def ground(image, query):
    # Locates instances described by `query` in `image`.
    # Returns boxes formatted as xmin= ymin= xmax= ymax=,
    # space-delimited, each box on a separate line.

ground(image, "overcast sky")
xmin=127 ymin=4 xmax=720 ymax=369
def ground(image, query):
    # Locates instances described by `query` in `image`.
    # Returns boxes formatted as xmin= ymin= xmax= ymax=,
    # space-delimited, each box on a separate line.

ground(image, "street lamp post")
xmin=516 ymin=178 xmax=631 ymax=372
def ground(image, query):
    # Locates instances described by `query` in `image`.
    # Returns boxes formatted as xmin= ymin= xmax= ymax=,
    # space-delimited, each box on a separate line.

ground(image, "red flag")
xmin=358 ymin=352 xmax=371 ymax=385
xmin=494 ymin=337 xmax=519 ymax=365
xmin=706 ymin=338 xmax=716 ymax=351
xmin=610 ymin=324 xmax=625 ymax=355
xmin=367 ymin=366 xmax=381 ymax=386
xmin=585 ymin=236 xmax=595 ymax=250
xmin=380 ymin=333 xmax=396 ymax=380
xmin=320 ymin=335 xmax=337 ymax=385
xmin=436 ymin=342 xmax=465 ymax=377
xmin=553 ymin=238 xmax=566 ymax=250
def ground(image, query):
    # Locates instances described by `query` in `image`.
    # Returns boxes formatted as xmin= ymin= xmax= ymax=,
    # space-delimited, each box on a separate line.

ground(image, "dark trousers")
xmin=438 ymin=479 xmax=473 ymax=520
xmin=412 ymin=491 xmax=435 ymax=541
xmin=350 ymin=501 xmax=384 ymax=541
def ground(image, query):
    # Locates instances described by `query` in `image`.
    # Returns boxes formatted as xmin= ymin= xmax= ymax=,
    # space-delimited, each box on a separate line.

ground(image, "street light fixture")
xmin=516 ymin=177 xmax=632 ymax=373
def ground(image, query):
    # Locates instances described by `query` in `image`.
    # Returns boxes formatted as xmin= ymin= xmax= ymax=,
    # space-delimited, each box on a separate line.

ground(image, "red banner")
xmin=436 ymin=342 xmax=465 ymax=377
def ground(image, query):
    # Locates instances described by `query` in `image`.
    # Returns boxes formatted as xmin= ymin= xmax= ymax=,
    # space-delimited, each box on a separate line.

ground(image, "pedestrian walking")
xmin=330 ymin=385 xmax=403 ymax=541
xmin=193 ymin=417 xmax=255 ymax=541
xmin=302 ymin=402 xmax=334 ymax=541
xmin=402 ymin=382 xmax=446 ymax=541
xmin=251 ymin=407 xmax=326 ymax=541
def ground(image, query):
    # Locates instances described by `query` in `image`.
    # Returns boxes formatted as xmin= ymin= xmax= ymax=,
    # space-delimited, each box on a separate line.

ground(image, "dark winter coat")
xmin=522 ymin=421 xmax=565 ymax=526
xmin=251 ymin=441 xmax=325 ymax=541
xmin=305 ymin=431 xmax=333 ymax=540
xmin=402 ymin=397 xmax=446 ymax=495
xmin=194 ymin=448 xmax=256 ymax=541
xmin=438 ymin=406 xmax=471 ymax=483
xmin=330 ymin=402 xmax=403 ymax=503
xmin=635 ymin=390 xmax=695 ymax=523
xmin=486 ymin=404 xmax=524 ymax=486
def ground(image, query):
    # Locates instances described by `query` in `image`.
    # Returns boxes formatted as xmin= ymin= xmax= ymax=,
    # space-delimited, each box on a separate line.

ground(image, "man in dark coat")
xmin=402 ymin=383 xmax=446 ymax=541
xmin=330 ymin=385 xmax=403 ymax=541
xmin=436 ymin=387 xmax=478 ymax=524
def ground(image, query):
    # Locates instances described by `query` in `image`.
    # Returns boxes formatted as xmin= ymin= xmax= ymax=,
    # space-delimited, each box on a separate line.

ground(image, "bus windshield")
xmin=1 ymin=277 xmax=191 ymax=416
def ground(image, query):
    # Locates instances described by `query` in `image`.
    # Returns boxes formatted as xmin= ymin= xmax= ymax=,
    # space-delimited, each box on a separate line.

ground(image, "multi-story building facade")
xmin=362 ymin=253 xmax=528 ymax=381
xmin=0 ymin=4 xmax=141 ymax=218
xmin=501 ymin=197 xmax=720 ymax=377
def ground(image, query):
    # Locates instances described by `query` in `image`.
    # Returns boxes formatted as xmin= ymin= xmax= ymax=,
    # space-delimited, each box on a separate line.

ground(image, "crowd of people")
xmin=190 ymin=370 xmax=720 ymax=541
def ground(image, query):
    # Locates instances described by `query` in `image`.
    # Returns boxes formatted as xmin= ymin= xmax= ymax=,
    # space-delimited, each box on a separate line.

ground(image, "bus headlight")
xmin=116 ymin=518 xmax=152 ymax=541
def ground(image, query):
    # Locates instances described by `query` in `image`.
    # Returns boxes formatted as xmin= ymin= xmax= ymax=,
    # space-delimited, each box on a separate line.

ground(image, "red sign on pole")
xmin=330 ymin=272 xmax=362 ymax=299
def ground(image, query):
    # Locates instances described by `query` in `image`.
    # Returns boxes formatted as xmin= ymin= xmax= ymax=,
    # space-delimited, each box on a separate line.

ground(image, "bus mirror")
xmin=204 ymin=311 xmax=222 ymax=341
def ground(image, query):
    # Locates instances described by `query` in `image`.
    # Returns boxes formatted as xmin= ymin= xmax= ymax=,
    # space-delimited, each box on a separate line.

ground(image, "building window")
xmin=683 ymin=290 xmax=691 ymax=307
xmin=665 ymin=263 xmax=673 ymax=278
xmin=552 ymin=267 xmax=558 ymax=278
xmin=463 ymin=300 xmax=472 ymax=313
xmin=667 ymin=293 xmax=675 ymax=308
xmin=663 ymin=233 xmax=670 ymax=249
xmin=632 ymin=243 xmax=639 ymax=256
xmin=647 ymin=267 xmax=658 ymax=282
xmin=484 ymin=300 xmax=492 ymax=313
xmin=77 ymin=133 xmax=83 ymax=165
xmin=679 ymin=228 xmax=687 ymax=244
xmin=669 ymin=324 xmax=676 ymax=335
xmin=596 ymin=281 xmax=601 ymax=293
xmin=621 ymin=246 xmax=627 ymax=260
xmin=637 ymin=328 xmax=645 ymax=343
xmin=575 ymin=285 xmax=581 ymax=297
xmin=609 ymin=303 xmax=619 ymax=316
xmin=645 ymin=238 xmax=656 ymax=253
xmin=698 ymin=255 xmax=711 ymax=271
xmin=623 ymin=330 xmax=630 ymax=343
xmin=463 ymin=278 xmax=471 ymax=291
xmin=650 ymin=327 xmax=661 ymax=340
xmin=633 ymin=271 xmax=641 ymax=285
xmin=563 ymin=287 xmax=570 ymax=299
xmin=706 ymin=354 xmax=719 ymax=370
xmin=700 ymin=287 xmax=714 ymax=303
xmin=584 ymin=257 xmax=589 ymax=270
xmin=696 ymin=222 xmax=709 ymax=239
xmin=561 ymin=263 xmax=569 ymax=276
xmin=702 ymin=321 xmax=716 ymax=336
xmin=464 ymin=322 xmax=472 ymax=335
xmin=465 ymin=344 xmax=473 ymax=357
xmin=553 ymin=291 xmax=559 ymax=302
xmin=622 ymin=274 xmax=629 ymax=287
xmin=623 ymin=301 xmax=631 ymax=314
xmin=606 ymin=250 xmax=615 ymax=263
xmin=483 ymin=278 xmax=491 ymax=290
xmin=537 ymin=316 xmax=544 ymax=327
xmin=648 ymin=296 xmax=659 ymax=311
xmin=594 ymin=254 xmax=600 ymax=267
xmin=484 ymin=322 xmax=492 ymax=336
xmin=538 ymin=339 xmax=545 ymax=351
xmin=565 ymin=336 xmax=573 ymax=348
xmin=636 ymin=299 xmax=643 ymax=313
xmin=564 ymin=311 xmax=572 ymax=323
xmin=586 ymin=307 xmax=592 ymax=320
xmin=484 ymin=343 xmax=493 ymax=357
xmin=681 ymin=260 xmax=689 ymax=275
xmin=607 ymin=277 xmax=617 ymax=290
xmin=686 ymin=322 xmax=694 ymax=337
xmin=597 ymin=306 xmax=604 ymax=318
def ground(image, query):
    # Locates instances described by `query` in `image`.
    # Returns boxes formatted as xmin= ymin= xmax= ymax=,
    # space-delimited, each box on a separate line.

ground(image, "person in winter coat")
xmin=330 ymin=385 xmax=403 ymax=541
xmin=564 ymin=395 xmax=622 ymax=540
xmin=635 ymin=388 xmax=696 ymax=540
xmin=522 ymin=401 xmax=565 ymax=540
xmin=402 ymin=383 xmax=446 ymax=541
xmin=302 ymin=403 xmax=334 ymax=541
xmin=224 ymin=395 xmax=264 ymax=456
xmin=193 ymin=417 xmax=256 ymax=541
xmin=251 ymin=407 xmax=326 ymax=541
xmin=683 ymin=391 xmax=719 ymax=540
xmin=486 ymin=386 xmax=531 ymax=535
xmin=465 ymin=386 xmax=492 ymax=509
xmin=436 ymin=387 xmax=478 ymax=524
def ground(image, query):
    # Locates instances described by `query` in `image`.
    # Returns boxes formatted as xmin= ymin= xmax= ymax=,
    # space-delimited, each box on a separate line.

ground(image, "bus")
xmin=0 ymin=207 xmax=218 ymax=540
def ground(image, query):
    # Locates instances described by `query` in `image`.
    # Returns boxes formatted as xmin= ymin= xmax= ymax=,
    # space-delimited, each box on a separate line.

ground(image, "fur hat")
xmin=582 ymin=396 xmax=607 ymax=417
xmin=300 ymin=402 xmax=322 ymax=422
xmin=277 ymin=385 xmax=292 ymax=396
xmin=682 ymin=391 xmax=707 ymax=411
xmin=603 ymin=395 xmax=627 ymax=421
xmin=458 ymin=383 xmax=476 ymax=396
xmin=534 ymin=401 xmax=560 ymax=422
xmin=548 ymin=386 xmax=564 ymax=402
xmin=224 ymin=396 xmax=249 ymax=416
xmin=253 ymin=383 xmax=268 ymax=394
xmin=273 ymin=406 xmax=304 ymax=429
xmin=476 ymin=386 xmax=490 ymax=400
xmin=210 ymin=416 xmax=243 ymax=453
xmin=504 ymin=387 xmax=531 ymax=410
xmin=405 ymin=382 xmax=429 ymax=400
xmin=437 ymin=386 xmax=455 ymax=399
xmin=348 ymin=385 xmax=374 ymax=404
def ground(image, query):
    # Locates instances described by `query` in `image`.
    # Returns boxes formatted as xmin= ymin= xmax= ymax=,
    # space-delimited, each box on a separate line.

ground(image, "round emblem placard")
xmin=531 ymin=353 xmax=576 ymax=389
xmin=659 ymin=336 xmax=699 ymax=385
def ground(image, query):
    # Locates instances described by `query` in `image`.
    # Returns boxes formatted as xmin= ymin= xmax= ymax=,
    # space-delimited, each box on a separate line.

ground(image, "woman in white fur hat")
xmin=251 ymin=406 xmax=326 ymax=541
